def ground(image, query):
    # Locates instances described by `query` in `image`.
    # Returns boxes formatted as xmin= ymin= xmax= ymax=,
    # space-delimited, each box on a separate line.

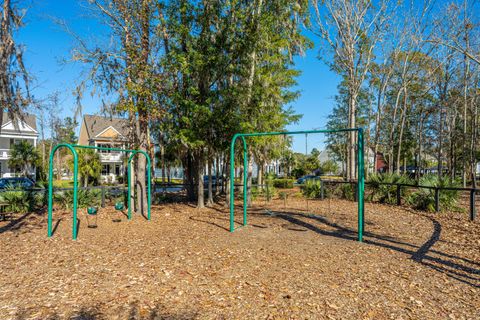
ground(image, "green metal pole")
xmin=229 ymin=134 xmax=239 ymax=232
xmin=127 ymin=153 xmax=133 ymax=220
xmin=144 ymin=151 xmax=152 ymax=220
xmin=357 ymin=129 xmax=365 ymax=242
xmin=242 ymin=137 xmax=248 ymax=226
xmin=47 ymin=143 xmax=78 ymax=240
xmin=228 ymin=128 xmax=363 ymax=234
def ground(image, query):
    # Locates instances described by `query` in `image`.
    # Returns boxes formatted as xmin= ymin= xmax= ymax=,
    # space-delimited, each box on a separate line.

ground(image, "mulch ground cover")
xmin=0 ymin=198 xmax=478 ymax=319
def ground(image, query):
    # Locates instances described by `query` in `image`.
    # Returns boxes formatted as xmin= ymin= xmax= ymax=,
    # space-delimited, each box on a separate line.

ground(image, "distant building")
xmin=0 ymin=113 xmax=38 ymax=178
xmin=78 ymin=115 xmax=129 ymax=183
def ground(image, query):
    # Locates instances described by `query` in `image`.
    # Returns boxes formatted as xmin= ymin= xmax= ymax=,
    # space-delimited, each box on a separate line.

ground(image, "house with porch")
xmin=0 ymin=113 xmax=38 ymax=178
xmin=78 ymin=114 xmax=130 ymax=183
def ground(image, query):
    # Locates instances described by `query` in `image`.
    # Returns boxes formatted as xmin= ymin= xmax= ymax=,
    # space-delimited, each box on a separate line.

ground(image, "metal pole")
xmin=229 ymin=135 xmax=238 ymax=232
xmin=396 ymin=185 xmax=401 ymax=206
xmin=127 ymin=154 xmax=133 ymax=220
xmin=435 ymin=188 xmax=440 ymax=212
xmin=242 ymin=137 xmax=248 ymax=226
xmin=101 ymin=186 xmax=105 ymax=208
xmin=470 ymin=190 xmax=476 ymax=221
xmin=357 ymin=128 xmax=365 ymax=242
xmin=47 ymin=143 xmax=78 ymax=240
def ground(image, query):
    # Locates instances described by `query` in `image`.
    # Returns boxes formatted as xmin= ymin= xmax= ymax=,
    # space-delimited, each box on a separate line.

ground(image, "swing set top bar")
xmin=232 ymin=128 xmax=360 ymax=139
xmin=47 ymin=143 xmax=152 ymax=240
xmin=229 ymin=128 xmax=365 ymax=242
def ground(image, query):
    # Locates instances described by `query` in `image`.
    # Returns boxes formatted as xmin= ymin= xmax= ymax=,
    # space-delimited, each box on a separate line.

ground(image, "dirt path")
xmin=0 ymin=199 xmax=478 ymax=319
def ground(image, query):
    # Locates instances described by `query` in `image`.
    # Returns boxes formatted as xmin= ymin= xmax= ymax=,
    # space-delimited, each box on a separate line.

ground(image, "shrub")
xmin=264 ymin=174 xmax=277 ymax=200
xmin=335 ymin=183 xmax=355 ymax=201
xmin=302 ymin=179 xmax=323 ymax=199
xmin=0 ymin=187 xmax=34 ymax=213
xmin=367 ymin=173 xmax=412 ymax=204
xmin=407 ymin=175 xmax=460 ymax=212
xmin=273 ymin=179 xmax=294 ymax=189
xmin=54 ymin=189 xmax=102 ymax=209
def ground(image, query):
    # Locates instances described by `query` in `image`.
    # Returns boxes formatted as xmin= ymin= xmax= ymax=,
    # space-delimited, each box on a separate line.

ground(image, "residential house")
xmin=0 ymin=113 xmax=38 ymax=178
xmin=78 ymin=115 xmax=130 ymax=183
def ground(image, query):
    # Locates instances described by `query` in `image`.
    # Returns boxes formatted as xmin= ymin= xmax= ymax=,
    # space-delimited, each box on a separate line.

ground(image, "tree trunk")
xmin=247 ymin=154 xmax=253 ymax=206
xmin=257 ymin=162 xmax=264 ymax=190
xmin=348 ymin=90 xmax=357 ymax=180
xmin=196 ymin=151 xmax=205 ymax=209
xmin=207 ymin=158 xmax=213 ymax=205
xmin=183 ymin=152 xmax=195 ymax=202
xmin=136 ymin=114 xmax=148 ymax=216
xmin=396 ymin=88 xmax=408 ymax=174
xmin=215 ymin=155 xmax=220 ymax=196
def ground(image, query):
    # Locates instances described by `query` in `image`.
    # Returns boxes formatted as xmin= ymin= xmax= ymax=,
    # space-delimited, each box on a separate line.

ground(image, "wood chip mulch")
xmin=0 ymin=198 xmax=478 ymax=319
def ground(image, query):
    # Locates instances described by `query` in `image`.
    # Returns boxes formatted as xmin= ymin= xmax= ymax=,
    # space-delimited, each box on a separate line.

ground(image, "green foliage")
xmin=264 ymin=174 xmax=277 ymax=200
xmin=319 ymin=160 xmax=339 ymax=175
xmin=68 ymin=149 xmax=102 ymax=187
xmin=367 ymin=173 xmax=412 ymax=204
xmin=54 ymin=189 xmax=101 ymax=210
xmin=291 ymin=167 xmax=307 ymax=179
xmin=0 ymin=188 xmax=35 ymax=213
xmin=291 ymin=151 xmax=321 ymax=177
xmin=273 ymin=179 xmax=294 ymax=189
xmin=335 ymin=183 xmax=355 ymax=201
xmin=407 ymin=175 xmax=461 ymax=212
xmin=8 ymin=141 xmax=39 ymax=177
xmin=302 ymin=179 xmax=322 ymax=199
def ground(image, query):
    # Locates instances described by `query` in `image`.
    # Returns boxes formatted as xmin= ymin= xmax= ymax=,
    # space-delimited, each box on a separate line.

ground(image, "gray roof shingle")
xmin=1 ymin=112 xmax=37 ymax=132
xmin=83 ymin=114 xmax=130 ymax=140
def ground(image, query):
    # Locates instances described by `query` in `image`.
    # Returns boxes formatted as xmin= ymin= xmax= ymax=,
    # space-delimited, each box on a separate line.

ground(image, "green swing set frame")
xmin=229 ymin=128 xmax=365 ymax=242
xmin=47 ymin=144 xmax=152 ymax=240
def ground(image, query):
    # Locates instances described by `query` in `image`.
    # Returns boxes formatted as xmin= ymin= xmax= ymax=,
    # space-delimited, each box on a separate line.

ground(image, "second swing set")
xmin=47 ymin=144 xmax=152 ymax=240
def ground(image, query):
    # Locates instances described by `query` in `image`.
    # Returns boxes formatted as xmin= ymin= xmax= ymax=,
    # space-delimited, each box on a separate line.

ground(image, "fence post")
xmin=101 ymin=186 xmax=105 ymax=208
xmin=434 ymin=188 xmax=440 ymax=212
xmin=396 ymin=184 xmax=401 ymax=206
xmin=470 ymin=190 xmax=476 ymax=221
xmin=320 ymin=180 xmax=325 ymax=200
xmin=353 ymin=182 xmax=358 ymax=202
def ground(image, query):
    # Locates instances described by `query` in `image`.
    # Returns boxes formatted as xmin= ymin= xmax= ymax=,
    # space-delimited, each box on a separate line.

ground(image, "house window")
xmin=98 ymin=144 xmax=111 ymax=153
xmin=115 ymin=164 xmax=121 ymax=176
xmin=102 ymin=164 xmax=110 ymax=176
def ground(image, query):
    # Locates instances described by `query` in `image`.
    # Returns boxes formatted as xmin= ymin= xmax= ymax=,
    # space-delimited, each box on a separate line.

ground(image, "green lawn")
xmin=52 ymin=180 xmax=74 ymax=188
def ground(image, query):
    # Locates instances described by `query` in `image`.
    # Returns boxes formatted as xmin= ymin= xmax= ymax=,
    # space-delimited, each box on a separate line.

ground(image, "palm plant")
xmin=407 ymin=175 xmax=460 ymax=212
xmin=68 ymin=149 xmax=102 ymax=187
xmin=8 ymin=141 xmax=39 ymax=177
xmin=0 ymin=186 xmax=34 ymax=213
xmin=367 ymin=173 xmax=412 ymax=204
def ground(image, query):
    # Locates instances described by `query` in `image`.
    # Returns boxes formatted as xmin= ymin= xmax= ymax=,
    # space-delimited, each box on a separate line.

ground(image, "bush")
xmin=407 ymin=175 xmax=461 ymax=212
xmin=273 ymin=179 xmax=294 ymax=189
xmin=302 ymin=179 xmax=322 ymax=199
xmin=367 ymin=173 xmax=412 ymax=204
xmin=0 ymin=188 xmax=35 ymax=213
xmin=335 ymin=183 xmax=355 ymax=201
xmin=54 ymin=189 xmax=102 ymax=209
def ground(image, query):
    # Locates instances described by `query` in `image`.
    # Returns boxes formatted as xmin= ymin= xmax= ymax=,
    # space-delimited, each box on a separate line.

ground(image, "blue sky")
xmin=18 ymin=1 xmax=340 ymax=152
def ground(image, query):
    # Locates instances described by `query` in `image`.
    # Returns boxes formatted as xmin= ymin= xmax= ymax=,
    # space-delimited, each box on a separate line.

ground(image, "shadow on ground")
xmin=14 ymin=301 xmax=198 ymax=320
xmin=198 ymin=204 xmax=479 ymax=288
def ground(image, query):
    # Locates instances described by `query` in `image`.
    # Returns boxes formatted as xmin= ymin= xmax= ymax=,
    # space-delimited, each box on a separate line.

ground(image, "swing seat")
xmin=114 ymin=202 xmax=124 ymax=211
xmin=87 ymin=207 xmax=98 ymax=215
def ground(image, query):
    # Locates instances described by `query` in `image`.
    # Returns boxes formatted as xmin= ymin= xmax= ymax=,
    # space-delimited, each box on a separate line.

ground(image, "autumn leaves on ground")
xmin=0 ymin=199 xmax=478 ymax=319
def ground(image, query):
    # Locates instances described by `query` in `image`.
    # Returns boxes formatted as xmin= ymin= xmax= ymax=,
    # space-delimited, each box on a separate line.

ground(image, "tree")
xmin=319 ymin=160 xmax=339 ymax=175
xmin=8 ymin=141 xmax=39 ymax=177
xmin=70 ymin=0 xmax=164 ymax=214
xmin=0 ymin=0 xmax=31 ymax=126
xmin=68 ymin=149 xmax=101 ymax=187
xmin=312 ymin=0 xmax=391 ymax=180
